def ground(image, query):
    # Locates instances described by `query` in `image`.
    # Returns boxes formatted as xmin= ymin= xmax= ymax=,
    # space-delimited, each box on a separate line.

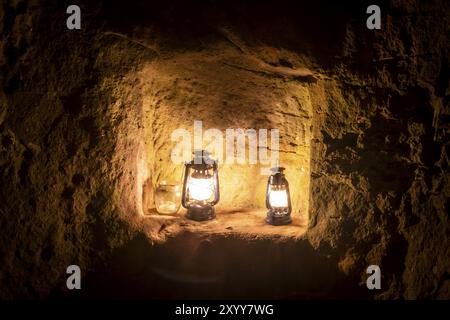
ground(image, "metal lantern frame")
xmin=265 ymin=166 xmax=292 ymax=225
xmin=181 ymin=150 xmax=220 ymax=221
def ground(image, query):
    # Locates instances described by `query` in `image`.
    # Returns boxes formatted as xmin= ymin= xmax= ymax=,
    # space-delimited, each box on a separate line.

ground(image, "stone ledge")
xmin=143 ymin=209 xmax=308 ymax=240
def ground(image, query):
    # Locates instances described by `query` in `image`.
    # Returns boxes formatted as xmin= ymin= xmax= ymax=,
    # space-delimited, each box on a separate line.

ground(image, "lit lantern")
xmin=182 ymin=150 xmax=220 ymax=221
xmin=266 ymin=167 xmax=292 ymax=225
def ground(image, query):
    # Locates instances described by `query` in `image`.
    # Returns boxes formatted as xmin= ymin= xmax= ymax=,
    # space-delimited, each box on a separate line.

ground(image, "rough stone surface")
xmin=0 ymin=0 xmax=449 ymax=299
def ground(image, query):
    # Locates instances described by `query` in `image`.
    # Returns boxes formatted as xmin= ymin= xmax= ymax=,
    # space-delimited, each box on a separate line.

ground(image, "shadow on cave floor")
xmin=63 ymin=232 xmax=371 ymax=300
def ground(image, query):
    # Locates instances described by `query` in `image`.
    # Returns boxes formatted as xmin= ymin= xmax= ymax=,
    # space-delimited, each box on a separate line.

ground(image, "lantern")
xmin=182 ymin=150 xmax=220 ymax=221
xmin=266 ymin=166 xmax=292 ymax=225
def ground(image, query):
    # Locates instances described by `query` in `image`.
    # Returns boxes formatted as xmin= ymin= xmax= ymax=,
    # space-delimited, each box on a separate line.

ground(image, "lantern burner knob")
xmin=193 ymin=149 xmax=214 ymax=164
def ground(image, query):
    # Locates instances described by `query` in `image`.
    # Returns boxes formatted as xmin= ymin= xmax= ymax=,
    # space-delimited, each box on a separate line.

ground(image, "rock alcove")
xmin=138 ymin=42 xmax=313 ymax=239
xmin=0 ymin=0 xmax=449 ymax=299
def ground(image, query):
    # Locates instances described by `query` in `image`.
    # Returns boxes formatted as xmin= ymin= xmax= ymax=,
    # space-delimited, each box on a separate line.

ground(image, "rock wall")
xmin=0 ymin=0 xmax=448 ymax=299
xmin=306 ymin=1 xmax=450 ymax=299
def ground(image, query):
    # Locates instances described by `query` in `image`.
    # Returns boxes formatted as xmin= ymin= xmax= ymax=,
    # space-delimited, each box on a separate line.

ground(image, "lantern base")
xmin=186 ymin=206 xmax=215 ymax=221
xmin=266 ymin=211 xmax=292 ymax=226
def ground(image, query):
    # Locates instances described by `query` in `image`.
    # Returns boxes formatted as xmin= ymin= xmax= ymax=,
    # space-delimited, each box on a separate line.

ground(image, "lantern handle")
xmin=211 ymin=160 xmax=220 ymax=205
xmin=181 ymin=162 xmax=191 ymax=208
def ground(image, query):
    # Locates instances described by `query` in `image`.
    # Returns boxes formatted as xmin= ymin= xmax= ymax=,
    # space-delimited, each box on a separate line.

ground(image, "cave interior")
xmin=0 ymin=0 xmax=449 ymax=299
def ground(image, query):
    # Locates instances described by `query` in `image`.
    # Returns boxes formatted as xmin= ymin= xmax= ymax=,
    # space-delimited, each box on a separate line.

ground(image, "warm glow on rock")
xmin=140 ymin=52 xmax=312 ymax=222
